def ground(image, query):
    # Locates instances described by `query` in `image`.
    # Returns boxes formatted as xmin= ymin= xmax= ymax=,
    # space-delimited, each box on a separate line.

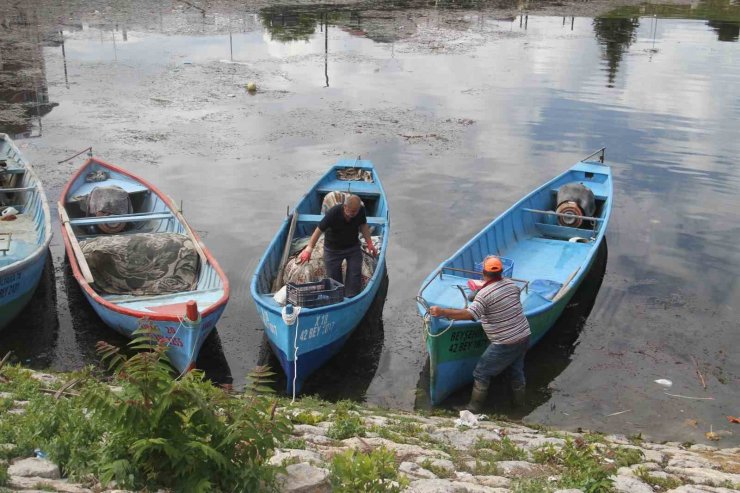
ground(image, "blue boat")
xmin=59 ymin=157 xmax=230 ymax=373
xmin=251 ymin=159 xmax=389 ymax=395
xmin=416 ymin=149 xmax=613 ymax=405
xmin=0 ymin=134 xmax=52 ymax=331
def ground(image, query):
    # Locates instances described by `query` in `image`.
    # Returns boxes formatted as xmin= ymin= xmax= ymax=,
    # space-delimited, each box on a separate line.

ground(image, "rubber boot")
xmin=456 ymin=380 xmax=489 ymax=413
xmin=511 ymin=385 xmax=526 ymax=408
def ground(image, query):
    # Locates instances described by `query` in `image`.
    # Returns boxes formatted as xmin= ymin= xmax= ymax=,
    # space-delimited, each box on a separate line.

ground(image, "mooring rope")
xmin=415 ymin=296 xmax=455 ymax=339
xmin=281 ymin=306 xmax=302 ymax=404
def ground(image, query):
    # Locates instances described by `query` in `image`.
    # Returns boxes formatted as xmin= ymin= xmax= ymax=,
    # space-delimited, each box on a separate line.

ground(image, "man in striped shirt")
xmin=430 ymin=256 xmax=531 ymax=412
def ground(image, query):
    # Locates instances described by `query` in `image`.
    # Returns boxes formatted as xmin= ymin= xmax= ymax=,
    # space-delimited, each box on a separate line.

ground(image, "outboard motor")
xmin=555 ymin=183 xmax=595 ymax=228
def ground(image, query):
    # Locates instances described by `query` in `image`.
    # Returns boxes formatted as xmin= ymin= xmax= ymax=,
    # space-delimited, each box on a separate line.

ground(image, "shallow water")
xmin=1 ymin=1 xmax=739 ymax=445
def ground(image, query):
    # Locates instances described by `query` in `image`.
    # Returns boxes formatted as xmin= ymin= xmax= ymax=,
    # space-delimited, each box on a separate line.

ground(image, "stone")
xmin=665 ymin=466 xmax=740 ymax=485
xmin=516 ymin=436 xmax=566 ymax=450
xmin=29 ymin=372 xmax=59 ymax=384
xmin=493 ymin=460 xmax=548 ymax=477
xmin=613 ymin=474 xmax=653 ymax=493
xmin=666 ymin=486 xmax=738 ymax=493
xmin=341 ymin=437 xmax=449 ymax=461
xmin=8 ymin=476 xmax=92 ymax=492
xmin=554 ymin=490 xmax=584 ymax=493
xmin=293 ymin=424 xmax=327 ymax=436
xmin=0 ymin=391 xmax=12 ymax=399
xmin=668 ymin=455 xmax=720 ymax=469
xmin=605 ymin=434 xmax=631 ymax=445
xmin=303 ymin=434 xmax=335 ymax=446
xmin=425 ymin=458 xmax=456 ymax=473
xmin=690 ymin=444 xmax=719 ymax=452
xmin=400 ymin=461 xmax=438 ymax=480
xmin=642 ymin=449 xmax=666 ymax=463
xmin=8 ymin=457 xmax=61 ymax=479
xmin=453 ymin=471 xmax=477 ymax=483
xmin=428 ymin=428 xmax=502 ymax=450
xmin=364 ymin=416 xmax=389 ymax=427
xmin=268 ymin=449 xmax=323 ymax=467
xmin=474 ymin=475 xmax=510 ymax=488
xmin=315 ymin=421 xmax=331 ymax=430
xmin=406 ymin=479 xmax=504 ymax=493
xmin=276 ymin=462 xmax=330 ymax=493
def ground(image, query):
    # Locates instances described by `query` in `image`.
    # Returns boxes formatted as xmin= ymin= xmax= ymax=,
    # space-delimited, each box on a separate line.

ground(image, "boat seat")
xmin=535 ymin=223 xmax=594 ymax=241
xmin=297 ymin=214 xmax=386 ymax=226
xmin=0 ymin=186 xmax=36 ymax=194
xmin=68 ymin=211 xmax=174 ymax=227
xmin=550 ymin=187 xmax=607 ymax=201
xmin=316 ymin=180 xmax=381 ymax=197
xmin=529 ymin=279 xmax=562 ymax=300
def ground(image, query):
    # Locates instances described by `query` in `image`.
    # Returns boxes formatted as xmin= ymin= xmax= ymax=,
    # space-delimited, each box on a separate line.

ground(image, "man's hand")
xmin=298 ymin=247 xmax=312 ymax=264
xmin=367 ymin=243 xmax=379 ymax=257
xmin=429 ymin=306 xmax=443 ymax=317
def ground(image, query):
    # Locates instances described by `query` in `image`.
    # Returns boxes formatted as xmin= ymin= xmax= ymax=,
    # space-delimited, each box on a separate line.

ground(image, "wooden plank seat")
xmin=297 ymin=213 xmax=386 ymax=226
xmin=68 ymin=211 xmax=174 ymax=227
xmin=550 ymin=187 xmax=608 ymax=201
xmin=316 ymin=180 xmax=381 ymax=196
xmin=0 ymin=186 xmax=36 ymax=194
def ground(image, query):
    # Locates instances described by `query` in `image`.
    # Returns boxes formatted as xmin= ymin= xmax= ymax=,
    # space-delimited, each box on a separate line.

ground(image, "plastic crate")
xmin=473 ymin=256 xmax=514 ymax=279
xmin=287 ymin=278 xmax=345 ymax=308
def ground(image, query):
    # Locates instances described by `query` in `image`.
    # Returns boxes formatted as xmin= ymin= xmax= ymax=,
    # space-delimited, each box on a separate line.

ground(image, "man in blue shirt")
xmin=298 ymin=194 xmax=377 ymax=297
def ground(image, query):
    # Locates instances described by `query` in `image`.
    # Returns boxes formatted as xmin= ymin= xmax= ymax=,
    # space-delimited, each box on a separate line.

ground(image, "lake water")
xmin=1 ymin=0 xmax=738 ymax=445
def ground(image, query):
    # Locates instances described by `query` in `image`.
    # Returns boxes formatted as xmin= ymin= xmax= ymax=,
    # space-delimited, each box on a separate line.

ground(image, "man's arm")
xmin=299 ymin=227 xmax=323 ymax=263
xmin=359 ymin=223 xmax=377 ymax=256
xmin=429 ymin=306 xmax=475 ymax=320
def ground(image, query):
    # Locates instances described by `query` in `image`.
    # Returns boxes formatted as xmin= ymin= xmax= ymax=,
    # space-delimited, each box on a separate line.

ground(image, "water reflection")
xmin=259 ymin=272 xmax=389 ymax=401
xmin=0 ymin=253 xmax=58 ymax=368
xmin=593 ymin=17 xmax=641 ymax=88
xmin=415 ymin=241 xmax=608 ymax=417
xmin=0 ymin=9 xmax=57 ymax=137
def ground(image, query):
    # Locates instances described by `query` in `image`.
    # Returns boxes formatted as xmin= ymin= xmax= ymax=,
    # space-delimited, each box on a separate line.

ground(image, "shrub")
xmin=329 ymin=447 xmax=407 ymax=493
xmin=0 ymin=461 xmax=7 ymax=486
xmin=327 ymin=412 xmax=366 ymax=440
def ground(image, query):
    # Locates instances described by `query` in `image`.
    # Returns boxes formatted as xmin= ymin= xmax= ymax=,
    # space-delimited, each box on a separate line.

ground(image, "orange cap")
xmin=482 ymin=256 xmax=503 ymax=273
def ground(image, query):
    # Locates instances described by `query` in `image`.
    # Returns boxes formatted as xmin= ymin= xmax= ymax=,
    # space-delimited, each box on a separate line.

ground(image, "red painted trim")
xmin=59 ymin=157 xmax=230 ymax=323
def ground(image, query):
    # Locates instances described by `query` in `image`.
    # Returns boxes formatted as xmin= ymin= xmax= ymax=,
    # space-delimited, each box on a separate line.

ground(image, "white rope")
xmin=416 ymin=296 xmax=455 ymax=340
xmin=281 ymin=306 xmax=302 ymax=404
xmin=166 ymin=316 xmax=193 ymax=379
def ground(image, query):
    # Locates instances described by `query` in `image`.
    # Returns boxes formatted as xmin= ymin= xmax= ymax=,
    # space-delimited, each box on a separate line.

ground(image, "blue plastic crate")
xmin=473 ymin=256 xmax=514 ymax=279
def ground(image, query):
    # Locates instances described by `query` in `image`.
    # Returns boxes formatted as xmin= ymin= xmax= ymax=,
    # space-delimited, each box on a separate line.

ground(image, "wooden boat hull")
xmin=418 ymin=154 xmax=612 ymax=405
xmin=59 ymin=158 xmax=229 ymax=373
xmin=0 ymin=134 xmax=53 ymax=332
xmin=251 ymin=159 xmax=389 ymax=395
xmin=81 ymin=288 xmax=226 ymax=372
xmin=257 ymin=265 xmax=385 ymax=394
xmin=0 ymin=248 xmax=48 ymax=330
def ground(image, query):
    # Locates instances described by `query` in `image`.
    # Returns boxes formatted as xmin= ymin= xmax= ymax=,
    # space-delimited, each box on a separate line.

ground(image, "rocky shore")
xmin=1 ymin=371 xmax=738 ymax=493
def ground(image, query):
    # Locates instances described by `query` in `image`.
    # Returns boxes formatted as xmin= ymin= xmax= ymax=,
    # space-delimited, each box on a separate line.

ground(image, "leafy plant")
xmin=512 ymin=478 xmax=556 ymax=493
xmin=82 ymin=324 xmax=291 ymax=491
xmin=532 ymin=443 xmax=560 ymax=465
xmin=290 ymin=411 xmax=323 ymax=426
xmin=609 ymin=446 xmax=644 ymax=468
xmin=634 ymin=466 xmax=683 ymax=491
xmin=327 ymin=411 xmax=366 ymax=440
xmin=556 ymin=438 xmax=615 ymax=493
xmin=245 ymin=365 xmax=277 ymax=395
xmin=329 ymin=447 xmax=407 ymax=493
xmin=420 ymin=458 xmax=453 ymax=478
xmin=473 ymin=437 xmax=528 ymax=461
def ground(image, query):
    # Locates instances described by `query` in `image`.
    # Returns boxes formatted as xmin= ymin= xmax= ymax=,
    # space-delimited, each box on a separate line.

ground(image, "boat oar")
xmin=273 ymin=211 xmax=298 ymax=292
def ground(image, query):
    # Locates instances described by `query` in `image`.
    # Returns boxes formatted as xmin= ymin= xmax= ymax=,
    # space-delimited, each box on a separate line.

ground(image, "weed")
xmin=512 ymin=477 xmax=556 ymax=493
xmin=420 ymin=459 xmax=453 ymax=479
xmin=327 ymin=412 xmax=366 ymax=440
xmin=472 ymin=459 xmax=501 ymax=476
xmin=0 ymin=462 xmax=7 ymax=487
xmin=473 ymin=437 xmax=528 ymax=461
xmin=329 ymin=446 xmax=407 ymax=493
xmin=634 ymin=466 xmax=683 ymax=491
xmin=551 ymin=438 xmax=615 ymax=492
xmin=583 ymin=432 xmax=606 ymax=444
xmin=532 ymin=443 xmax=560 ymax=465
xmin=280 ymin=437 xmax=307 ymax=450
xmin=32 ymin=482 xmax=56 ymax=491
xmin=609 ymin=446 xmax=644 ymax=468
xmin=290 ymin=411 xmax=323 ymax=426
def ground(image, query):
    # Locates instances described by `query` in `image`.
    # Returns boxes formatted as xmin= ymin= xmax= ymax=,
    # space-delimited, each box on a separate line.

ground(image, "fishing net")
xmin=80 ymin=232 xmax=199 ymax=296
xmin=282 ymin=235 xmax=381 ymax=288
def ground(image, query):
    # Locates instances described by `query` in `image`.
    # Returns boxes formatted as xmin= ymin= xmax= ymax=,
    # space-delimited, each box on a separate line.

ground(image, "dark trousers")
xmin=324 ymin=244 xmax=363 ymax=297
xmin=472 ymin=337 xmax=529 ymax=390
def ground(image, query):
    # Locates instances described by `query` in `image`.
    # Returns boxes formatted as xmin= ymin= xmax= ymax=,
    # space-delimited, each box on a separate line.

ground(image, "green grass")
xmin=329 ymin=447 xmax=407 ymax=493
xmin=420 ymin=458 xmax=453 ymax=479
xmin=634 ymin=466 xmax=683 ymax=491
xmin=473 ymin=437 xmax=528 ymax=461
xmin=327 ymin=413 xmax=366 ymax=440
xmin=512 ymin=477 xmax=556 ymax=493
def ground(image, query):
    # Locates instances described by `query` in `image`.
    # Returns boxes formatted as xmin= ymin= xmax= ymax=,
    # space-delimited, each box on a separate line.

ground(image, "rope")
xmin=166 ymin=316 xmax=192 ymax=379
xmin=281 ymin=306 xmax=302 ymax=404
xmin=415 ymin=296 xmax=455 ymax=339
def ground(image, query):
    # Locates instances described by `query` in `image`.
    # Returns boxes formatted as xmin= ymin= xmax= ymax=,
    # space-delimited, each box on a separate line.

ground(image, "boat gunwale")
xmin=58 ymin=157 xmax=230 ymax=322
xmin=0 ymin=133 xmax=53 ymax=274
xmin=250 ymin=160 xmax=390 ymax=317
